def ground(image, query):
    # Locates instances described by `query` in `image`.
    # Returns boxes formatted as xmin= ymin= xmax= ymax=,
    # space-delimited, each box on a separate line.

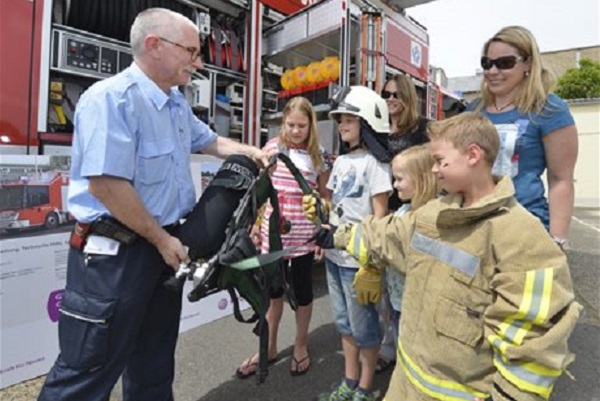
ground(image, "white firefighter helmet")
xmin=328 ymin=86 xmax=390 ymax=134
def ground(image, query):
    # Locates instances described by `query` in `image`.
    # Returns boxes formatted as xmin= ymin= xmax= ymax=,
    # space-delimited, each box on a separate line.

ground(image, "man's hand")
xmin=353 ymin=266 xmax=382 ymax=305
xmin=155 ymin=234 xmax=189 ymax=271
xmin=302 ymin=192 xmax=330 ymax=225
xmin=251 ymin=147 xmax=272 ymax=169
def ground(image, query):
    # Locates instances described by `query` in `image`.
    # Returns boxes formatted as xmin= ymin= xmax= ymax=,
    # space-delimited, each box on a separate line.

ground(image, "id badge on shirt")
xmin=83 ymin=235 xmax=120 ymax=255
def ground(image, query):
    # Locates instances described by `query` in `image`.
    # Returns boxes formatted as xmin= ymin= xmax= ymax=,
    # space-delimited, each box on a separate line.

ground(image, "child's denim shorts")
xmin=325 ymin=259 xmax=381 ymax=348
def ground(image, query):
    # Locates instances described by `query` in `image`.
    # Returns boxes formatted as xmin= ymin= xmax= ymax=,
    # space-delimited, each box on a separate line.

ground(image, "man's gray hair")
xmin=129 ymin=8 xmax=196 ymax=56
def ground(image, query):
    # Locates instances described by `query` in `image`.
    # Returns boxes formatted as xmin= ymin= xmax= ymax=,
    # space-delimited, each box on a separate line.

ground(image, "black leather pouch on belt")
xmin=69 ymin=222 xmax=92 ymax=250
xmin=91 ymin=216 xmax=138 ymax=245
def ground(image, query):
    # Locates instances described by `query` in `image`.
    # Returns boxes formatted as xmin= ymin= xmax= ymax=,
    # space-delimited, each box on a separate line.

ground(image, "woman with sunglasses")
xmin=382 ymin=74 xmax=430 ymax=211
xmin=468 ymin=25 xmax=578 ymax=251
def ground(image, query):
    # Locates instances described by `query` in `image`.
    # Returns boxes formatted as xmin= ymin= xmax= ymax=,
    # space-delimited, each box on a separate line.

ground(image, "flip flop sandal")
xmin=235 ymin=356 xmax=278 ymax=379
xmin=290 ymin=353 xmax=310 ymax=376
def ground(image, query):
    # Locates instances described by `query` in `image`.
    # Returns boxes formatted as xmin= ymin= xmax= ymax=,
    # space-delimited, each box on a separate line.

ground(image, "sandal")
xmin=235 ymin=355 xmax=278 ymax=379
xmin=374 ymin=357 xmax=395 ymax=374
xmin=290 ymin=352 xmax=310 ymax=376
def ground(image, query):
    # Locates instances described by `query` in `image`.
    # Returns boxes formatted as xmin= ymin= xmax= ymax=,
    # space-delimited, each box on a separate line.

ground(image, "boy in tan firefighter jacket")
xmin=306 ymin=112 xmax=582 ymax=401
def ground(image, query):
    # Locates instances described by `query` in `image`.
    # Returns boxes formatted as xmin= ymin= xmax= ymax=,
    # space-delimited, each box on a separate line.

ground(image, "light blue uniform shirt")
xmin=68 ymin=63 xmax=217 ymax=225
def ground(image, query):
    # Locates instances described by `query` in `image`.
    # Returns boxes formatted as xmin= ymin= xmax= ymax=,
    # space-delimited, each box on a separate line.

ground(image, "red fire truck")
xmin=0 ymin=172 xmax=71 ymax=232
xmin=0 ymin=0 xmax=443 ymax=156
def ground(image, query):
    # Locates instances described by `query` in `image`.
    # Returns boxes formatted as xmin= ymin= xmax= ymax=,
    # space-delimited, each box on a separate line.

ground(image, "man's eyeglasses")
xmin=381 ymin=90 xmax=398 ymax=100
xmin=480 ymin=55 xmax=524 ymax=70
xmin=158 ymin=37 xmax=201 ymax=62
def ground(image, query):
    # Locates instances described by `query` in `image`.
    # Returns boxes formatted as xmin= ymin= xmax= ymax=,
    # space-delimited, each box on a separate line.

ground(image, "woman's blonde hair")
xmin=385 ymin=74 xmax=420 ymax=135
xmin=392 ymin=145 xmax=440 ymax=210
xmin=479 ymin=26 xmax=556 ymax=114
xmin=280 ymin=96 xmax=323 ymax=170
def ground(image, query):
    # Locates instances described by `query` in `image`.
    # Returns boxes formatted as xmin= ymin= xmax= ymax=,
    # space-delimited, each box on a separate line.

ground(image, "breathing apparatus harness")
xmin=164 ymin=152 xmax=328 ymax=383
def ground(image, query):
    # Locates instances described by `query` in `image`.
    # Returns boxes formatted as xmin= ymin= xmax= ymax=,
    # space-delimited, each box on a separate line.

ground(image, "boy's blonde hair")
xmin=427 ymin=112 xmax=499 ymax=166
xmin=392 ymin=145 xmax=440 ymax=210
xmin=280 ymin=96 xmax=323 ymax=170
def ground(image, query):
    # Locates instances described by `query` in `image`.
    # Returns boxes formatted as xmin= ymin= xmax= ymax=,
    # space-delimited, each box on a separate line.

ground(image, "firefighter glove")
xmin=353 ymin=266 xmax=382 ymax=305
xmin=302 ymin=192 xmax=330 ymax=225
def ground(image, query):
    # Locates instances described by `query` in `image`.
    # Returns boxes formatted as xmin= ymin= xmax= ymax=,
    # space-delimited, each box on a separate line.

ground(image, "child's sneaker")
xmin=352 ymin=390 xmax=376 ymax=401
xmin=313 ymin=379 xmax=357 ymax=401
xmin=322 ymin=380 xmax=356 ymax=401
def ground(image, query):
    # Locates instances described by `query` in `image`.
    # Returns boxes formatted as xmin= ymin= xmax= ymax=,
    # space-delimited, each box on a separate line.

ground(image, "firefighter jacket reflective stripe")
xmin=334 ymin=176 xmax=582 ymax=401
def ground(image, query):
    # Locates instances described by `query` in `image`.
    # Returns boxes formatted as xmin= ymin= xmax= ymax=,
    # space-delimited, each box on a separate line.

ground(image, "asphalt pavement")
xmin=114 ymin=208 xmax=600 ymax=401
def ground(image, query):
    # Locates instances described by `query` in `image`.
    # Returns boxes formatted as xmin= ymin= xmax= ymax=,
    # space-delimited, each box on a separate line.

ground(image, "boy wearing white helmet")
xmin=316 ymin=86 xmax=392 ymax=401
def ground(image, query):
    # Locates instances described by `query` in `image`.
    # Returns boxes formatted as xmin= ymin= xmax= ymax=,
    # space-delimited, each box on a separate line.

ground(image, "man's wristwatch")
xmin=552 ymin=236 xmax=570 ymax=251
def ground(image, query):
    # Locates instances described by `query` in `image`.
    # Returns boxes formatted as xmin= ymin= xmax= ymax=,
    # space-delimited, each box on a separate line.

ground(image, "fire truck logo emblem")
xmin=411 ymin=41 xmax=422 ymax=67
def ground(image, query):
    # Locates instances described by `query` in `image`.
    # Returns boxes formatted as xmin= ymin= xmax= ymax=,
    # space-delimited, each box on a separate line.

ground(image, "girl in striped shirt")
xmin=236 ymin=96 xmax=331 ymax=379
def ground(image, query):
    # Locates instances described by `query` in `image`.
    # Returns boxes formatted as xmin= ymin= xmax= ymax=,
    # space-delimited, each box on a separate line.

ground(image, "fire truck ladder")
xmin=359 ymin=7 xmax=383 ymax=92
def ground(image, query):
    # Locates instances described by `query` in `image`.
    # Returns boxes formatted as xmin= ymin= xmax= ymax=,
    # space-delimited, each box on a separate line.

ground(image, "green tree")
xmin=555 ymin=58 xmax=600 ymax=99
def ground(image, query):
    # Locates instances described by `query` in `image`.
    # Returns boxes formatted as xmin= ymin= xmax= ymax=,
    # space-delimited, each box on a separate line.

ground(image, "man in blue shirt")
xmin=38 ymin=8 xmax=269 ymax=401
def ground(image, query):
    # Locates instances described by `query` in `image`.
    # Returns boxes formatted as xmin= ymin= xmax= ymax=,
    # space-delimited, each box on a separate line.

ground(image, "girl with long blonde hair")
xmin=236 ymin=96 xmax=331 ymax=379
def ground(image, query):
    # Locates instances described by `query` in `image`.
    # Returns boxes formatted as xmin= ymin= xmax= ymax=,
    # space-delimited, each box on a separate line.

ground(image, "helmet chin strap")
xmin=359 ymin=120 xmax=392 ymax=163
xmin=346 ymin=143 xmax=363 ymax=153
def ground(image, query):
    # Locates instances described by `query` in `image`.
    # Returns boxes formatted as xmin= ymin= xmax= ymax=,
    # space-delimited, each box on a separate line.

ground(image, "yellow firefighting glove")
xmin=302 ymin=192 xmax=330 ymax=225
xmin=254 ymin=204 xmax=266 ymax=226
xmin=353 ymin=266 xmax=382 ymax=305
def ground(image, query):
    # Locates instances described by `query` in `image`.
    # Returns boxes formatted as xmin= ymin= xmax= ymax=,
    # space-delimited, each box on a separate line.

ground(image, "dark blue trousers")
xmin=38 ymin=238 xmax=182 ymax=401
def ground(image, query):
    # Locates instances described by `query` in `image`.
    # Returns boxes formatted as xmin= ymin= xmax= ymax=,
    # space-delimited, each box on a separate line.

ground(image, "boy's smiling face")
xmin=429 ymin=139 xmax=471 ymax=195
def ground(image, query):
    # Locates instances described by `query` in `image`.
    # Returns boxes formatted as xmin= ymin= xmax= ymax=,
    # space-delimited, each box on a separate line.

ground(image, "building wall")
xmin=542 ymin=46 xmax=600 ymax=78
xmin=569 ymin=100 xmax=600 ymax=208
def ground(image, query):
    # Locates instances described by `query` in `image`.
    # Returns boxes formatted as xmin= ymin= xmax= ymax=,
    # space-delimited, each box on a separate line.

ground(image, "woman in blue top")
xmin=468 ymin=25 xmax=578 ymax=250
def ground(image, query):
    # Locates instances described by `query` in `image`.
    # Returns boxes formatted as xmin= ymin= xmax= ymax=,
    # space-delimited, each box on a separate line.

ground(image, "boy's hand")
xmin=353 ymin=266 xmax=382 ymax=305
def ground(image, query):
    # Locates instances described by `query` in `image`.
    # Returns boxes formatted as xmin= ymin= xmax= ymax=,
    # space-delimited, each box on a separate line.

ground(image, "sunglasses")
xmin=381 ymin=90 xmax=399 ymax=100
xmin=480 ymin=55 xmax=525 ymax=70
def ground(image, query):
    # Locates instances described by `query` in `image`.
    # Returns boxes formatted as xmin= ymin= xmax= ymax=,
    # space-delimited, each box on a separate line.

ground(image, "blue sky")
xmin=407 ymin=0 xmax=600 ymax=77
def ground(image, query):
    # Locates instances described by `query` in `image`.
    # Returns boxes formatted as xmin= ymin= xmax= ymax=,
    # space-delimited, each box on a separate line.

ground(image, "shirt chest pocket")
xmin=137 ymin=139 xmax=175 ymax=185
xmin=434 ymin=296 xmax=483 ymax=347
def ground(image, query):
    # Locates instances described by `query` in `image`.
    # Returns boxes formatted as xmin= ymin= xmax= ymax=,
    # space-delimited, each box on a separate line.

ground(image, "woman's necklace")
xmin=493 ymin=99 xmax=514 ymax=112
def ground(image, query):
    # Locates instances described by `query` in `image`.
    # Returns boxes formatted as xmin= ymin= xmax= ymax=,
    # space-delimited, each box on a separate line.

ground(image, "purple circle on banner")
xmin=47 ymin=290 xmax=64 ymax=322
xmin=218 ymin=298 xmax=228 ymax=310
